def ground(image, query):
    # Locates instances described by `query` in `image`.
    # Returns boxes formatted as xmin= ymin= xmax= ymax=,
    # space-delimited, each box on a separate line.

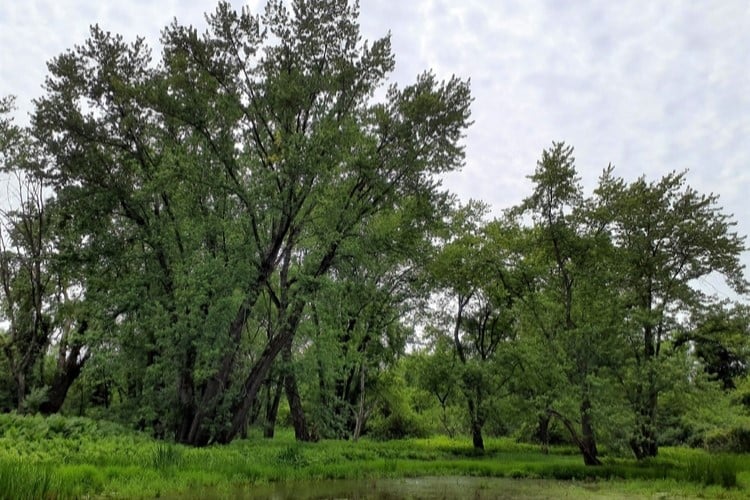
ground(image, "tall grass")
xmin=0 ymin=460 xmax=54 ymax=500
xmin=0 ymin=413 xmax=748 ymax=497
xmin=685 ymin=454 xmax=739 ymax=488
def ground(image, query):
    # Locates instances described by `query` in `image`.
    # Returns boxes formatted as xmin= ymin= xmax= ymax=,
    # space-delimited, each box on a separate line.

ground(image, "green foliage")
xmin=368 ymin=364 xmax=430 ymax=440
xmin=704 ymin=424 xmax=750 ymax=453
xmin=1 ymin=414 xmax=749 ymax=496
xmin=152 ymin=443 xmax=184 ymax=469
xmin=0 ymin=460 xmax=55 ymax=500
xmin=275 ymin=444 xmax=309 ymax=467
xmin=685 ymin=454 xmax=739 ymax=488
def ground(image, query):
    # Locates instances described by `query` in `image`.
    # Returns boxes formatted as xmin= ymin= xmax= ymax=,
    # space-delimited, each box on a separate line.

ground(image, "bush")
xmin=703 ymin=424 xmax=750 ymax=453
xmin=369 ymin=411 xmax=430 ymax=440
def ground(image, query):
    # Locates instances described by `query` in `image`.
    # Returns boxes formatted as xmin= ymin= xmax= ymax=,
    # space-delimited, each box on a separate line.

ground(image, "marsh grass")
xmin=685 ymin=454 xmax=740 ymax=488
xmin=1 ymin=414 xmax=749 ymax=498
xmin=0 ymin=460 xmax=54 ymax=500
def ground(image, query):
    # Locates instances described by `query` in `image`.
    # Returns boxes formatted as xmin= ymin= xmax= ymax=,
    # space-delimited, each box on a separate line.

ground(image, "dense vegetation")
xmin=1 ymin=0 xmax=749 ymax=496
xmin=0 ymin=412 xmax=748 ymax=499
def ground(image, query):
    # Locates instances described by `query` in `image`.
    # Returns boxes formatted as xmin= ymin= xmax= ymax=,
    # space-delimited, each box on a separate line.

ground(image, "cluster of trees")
xmin=1 ymin=0 xmax=748 ymax=465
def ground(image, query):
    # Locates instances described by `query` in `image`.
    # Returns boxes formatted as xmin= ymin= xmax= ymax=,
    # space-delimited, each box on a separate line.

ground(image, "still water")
xmin=176 ymin=476 xmax=661 ymax=499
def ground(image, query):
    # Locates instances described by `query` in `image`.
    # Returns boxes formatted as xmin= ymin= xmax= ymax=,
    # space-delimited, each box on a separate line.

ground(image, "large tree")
xmin=510 ymin=143 xmax=629 ymax=466
xmin=596 ymin=170 xmax=747 ymax=458
xmin=31 ymin=0 xmax=471 ymax=445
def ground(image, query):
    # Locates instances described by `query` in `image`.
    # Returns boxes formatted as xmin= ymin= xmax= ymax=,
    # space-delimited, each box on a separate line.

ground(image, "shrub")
xmin=703 ymin=424 xmax=750 ymax=453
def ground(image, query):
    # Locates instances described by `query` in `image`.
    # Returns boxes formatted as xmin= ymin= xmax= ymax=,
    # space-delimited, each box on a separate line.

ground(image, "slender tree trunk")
xmin=264 ymin=374 xmax=284 ymax=438
xmin=16 ymin=372 xmax=26 ymax=413
xmin=352 ymin=364 xmax=367 ymax=441
xmin=283 ymin=338 xmax=311 ymax=442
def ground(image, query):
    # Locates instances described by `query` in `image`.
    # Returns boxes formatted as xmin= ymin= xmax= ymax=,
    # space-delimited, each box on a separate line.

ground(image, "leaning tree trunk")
xmin=579 ymin=398 xmax=600 ymax=465
xmin=38 ymin=344 xmax=88 ymax=415
xmin=264 ymin=373 xmax=284 ymax=438
xmin=548 ymin=407 xmax=601 ymax=466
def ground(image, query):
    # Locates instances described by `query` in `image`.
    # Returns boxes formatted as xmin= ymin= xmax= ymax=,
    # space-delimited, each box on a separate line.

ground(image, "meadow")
xmin=0 ymin=413 xmax=748 ymax=499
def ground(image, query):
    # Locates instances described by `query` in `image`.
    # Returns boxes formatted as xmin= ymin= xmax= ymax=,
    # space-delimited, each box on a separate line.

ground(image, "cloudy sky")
xmin=1 ymin=0 xmax=748 ymax=297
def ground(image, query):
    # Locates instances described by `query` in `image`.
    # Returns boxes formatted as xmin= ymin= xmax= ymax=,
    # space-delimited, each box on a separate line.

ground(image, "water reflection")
xmin=181 ymin=476 xmax=653 ymax=499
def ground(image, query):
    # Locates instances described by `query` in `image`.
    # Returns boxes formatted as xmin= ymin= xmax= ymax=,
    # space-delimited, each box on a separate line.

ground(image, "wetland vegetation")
xmin=1 ymin=0 xmax=749 ymax=498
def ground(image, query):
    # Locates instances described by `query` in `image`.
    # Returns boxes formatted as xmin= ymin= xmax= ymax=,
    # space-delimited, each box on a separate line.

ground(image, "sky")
xmin=1 ymin=0 xmax=748 ymax=299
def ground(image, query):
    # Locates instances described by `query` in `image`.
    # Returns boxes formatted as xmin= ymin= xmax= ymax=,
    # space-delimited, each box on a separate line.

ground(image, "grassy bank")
xmin=0 ymin=413 xmax=748 ymax=498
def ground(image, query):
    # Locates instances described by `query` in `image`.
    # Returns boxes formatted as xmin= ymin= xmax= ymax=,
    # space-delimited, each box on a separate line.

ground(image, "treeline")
xmin=0 ymin=0 xmax=748 ymax=466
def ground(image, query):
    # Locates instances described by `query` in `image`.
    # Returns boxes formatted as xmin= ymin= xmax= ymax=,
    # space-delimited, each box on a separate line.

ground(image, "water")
xmin=179 ymin=476 xmax=658 ymax=499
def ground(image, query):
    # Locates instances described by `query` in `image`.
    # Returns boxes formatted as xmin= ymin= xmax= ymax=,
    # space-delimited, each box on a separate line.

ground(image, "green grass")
xmin=0 ymin=413 xmax=748 ymax=498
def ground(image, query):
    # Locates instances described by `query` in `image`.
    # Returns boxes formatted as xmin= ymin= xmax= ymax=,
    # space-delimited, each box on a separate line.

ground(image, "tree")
xmin=31 ymin=0 xmax=471 ymax=445
xmin=597 ymin=170 xmax=748 ymax=458
xmin=677 ymin=303 xmax=750 ymax=390
xmin=427 ymin=201 xmax=521 ymax=451
xmin=0 ymin=99 xmax=89 ymax=415
xmin=510 ymin=143 xmax=629 ymax=465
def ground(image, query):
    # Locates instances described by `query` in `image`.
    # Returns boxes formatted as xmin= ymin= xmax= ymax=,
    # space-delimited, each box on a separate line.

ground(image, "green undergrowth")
xmin=1 ymin=413 xmax=748 ymax=498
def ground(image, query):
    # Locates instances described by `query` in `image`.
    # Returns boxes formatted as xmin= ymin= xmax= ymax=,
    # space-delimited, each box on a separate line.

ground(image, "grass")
xmin=0 ymin=413 xmax=748 ymax=498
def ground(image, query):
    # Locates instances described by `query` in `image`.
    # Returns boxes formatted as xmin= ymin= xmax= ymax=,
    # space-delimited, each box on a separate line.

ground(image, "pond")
xmin=176 ymin=476 xmax=665 ymax=499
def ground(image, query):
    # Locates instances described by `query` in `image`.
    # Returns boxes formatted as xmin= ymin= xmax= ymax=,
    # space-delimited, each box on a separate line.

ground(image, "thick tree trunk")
xmin=38 ymin=344 xmax=88 ymax=415
xmin=579 ymin=398 xmax=600 ymax=466
xmin=222 ymin=299 xmax=308 ymax=444
xmin=538 ymin=414 xmax=550 ymax=454
xmin=471 ymin=418 xmax=485 ymax=451
xmin=466 ymin=398 xmax=485 ymax=451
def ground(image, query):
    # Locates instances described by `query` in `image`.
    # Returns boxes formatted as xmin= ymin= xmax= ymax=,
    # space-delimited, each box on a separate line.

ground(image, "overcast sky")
xmin=1 ymin=0 xmax=748 ymax=299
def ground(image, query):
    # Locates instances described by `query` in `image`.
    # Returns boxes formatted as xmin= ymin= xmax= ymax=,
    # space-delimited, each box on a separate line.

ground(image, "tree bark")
xmin=263 ymin=374 xmax=284 ymax=438
xmin=466 ymin=397 xmax=485 ymax=451
xmin=538 ymin=414 xmax=550 ymax=454
xmin=352 ymin=363 xmax=368 ymax=441
xmin=38 ymin=342 xmax=88 ymax=415
xmin=547 ymin=408 xmax=601 ymax=466
xmin=283 ymin=338 xmax=311 ymax=442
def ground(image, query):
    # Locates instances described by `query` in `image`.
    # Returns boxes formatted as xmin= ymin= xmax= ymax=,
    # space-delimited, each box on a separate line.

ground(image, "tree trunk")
xmin=579 ymin=398 xmax=600 ymax=466
xmin=467 ymin=398 xmax=484 ymax=451
xmin=352 ymin=364 xmax=367 ymax=441
xmin=283 ymin=338 xmax=311 ymax=442
xmin=38 ymin=345 xmax=88 ymax=415
xmin=471 ymin=418 xmax=485 ymax=451
xmin=547 ymin=408 xmax=601 ymax=466
xmin=264 ymin=374 xmax=284 ymax=439
xmin=16 ymin=372 xmax=26 ymax=413
xmin=538 ymin=414 xmax=550 ymax=454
